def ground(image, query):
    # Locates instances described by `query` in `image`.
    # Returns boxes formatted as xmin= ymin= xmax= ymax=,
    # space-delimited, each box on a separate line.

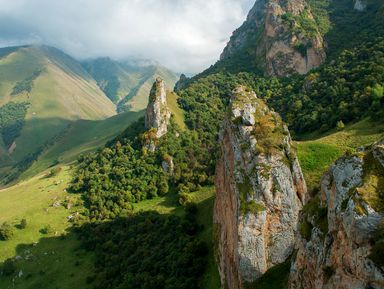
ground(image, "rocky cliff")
xmin=221 ymin=0 xmax=326 ymax=76
xmin=289 ymin=141 xmax=384 ymax=289
xmin=145 ymin=77 xmax=171 ymax=138
xmin=214 ymin=86 xmax=307 ymax=289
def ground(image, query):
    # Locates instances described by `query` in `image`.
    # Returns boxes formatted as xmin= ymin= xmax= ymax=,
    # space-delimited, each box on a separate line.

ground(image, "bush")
xmin=336 ymin=120 xmax=345 ymax=131
xmin=19 ymin=218 xmax=27 ymax=229
xmin=0 ymin=222 xmax=14 ymax=240
xmin=40 ymin=225 xmax=54 ymax=235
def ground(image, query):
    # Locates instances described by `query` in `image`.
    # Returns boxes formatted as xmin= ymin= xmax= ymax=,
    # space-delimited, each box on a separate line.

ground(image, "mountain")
xmin=1 ymin=0 xmax=384 ymax=289
xmin=82 ymin=57 xmax=178 ymax=113
xmin=0 ymin=45 xmax=116 ymax=177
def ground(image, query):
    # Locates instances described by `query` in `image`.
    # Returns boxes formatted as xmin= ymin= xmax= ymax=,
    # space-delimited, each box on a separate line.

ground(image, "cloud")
xmin=0 ymin=0 xmax=254 ymax=74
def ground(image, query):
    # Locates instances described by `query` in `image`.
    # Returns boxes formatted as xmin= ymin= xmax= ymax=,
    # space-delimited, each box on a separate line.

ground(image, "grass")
xmin=0 ymin=166 xmax=93 ymax=289
xmin=167 ymin=91 xmax=187 ymax=130
xmin=296 ymin=118 xmax=384 ymax=191
xmin=22 ymin=110 xmax=144 ymax=179
xmin=0 ymin=46 xmax=117 ymax=167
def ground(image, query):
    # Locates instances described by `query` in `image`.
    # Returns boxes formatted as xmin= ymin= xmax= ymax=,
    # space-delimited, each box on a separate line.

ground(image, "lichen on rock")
xmin=214 ymin=86 xmax=307 ymax=289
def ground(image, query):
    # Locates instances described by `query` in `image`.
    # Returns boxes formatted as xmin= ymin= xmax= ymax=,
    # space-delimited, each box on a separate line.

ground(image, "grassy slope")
xmin=0 ymin=167 xmax=93 ymax=289
xmin=0 ymin=46 xmax=116 ymax=165
xmin=296 ymin=118 xmax=384 ymax=191
xmin=167 ymin=91 xmax=187 ymax=130
xmin=22 ymin=110 xmax=144 ymax=179
xmin=0 ymin=168 xmax=219 ymax=289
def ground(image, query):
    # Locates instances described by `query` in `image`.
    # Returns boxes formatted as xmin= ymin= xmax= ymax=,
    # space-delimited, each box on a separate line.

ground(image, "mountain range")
xmin=0 ymin=45 xmax=177 ymax=182
xmin=0 ymin=0 xmax=384 ymax=289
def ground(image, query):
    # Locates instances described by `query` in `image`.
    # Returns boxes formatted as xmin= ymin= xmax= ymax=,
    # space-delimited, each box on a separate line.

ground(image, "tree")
xmin=0 ymin=222 xmax=14 ymax=240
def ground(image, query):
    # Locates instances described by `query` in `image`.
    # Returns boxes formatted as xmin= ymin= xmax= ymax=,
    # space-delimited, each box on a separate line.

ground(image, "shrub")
xmin=40 ymin=225 xmax=54 ymax=235
xmin=19 ymin=218 xmax=27 ymax=229
xmin=0 ymin=222 xmax=14 ymax=240
xmin=336 ymin=120 xmax=345 ymax=131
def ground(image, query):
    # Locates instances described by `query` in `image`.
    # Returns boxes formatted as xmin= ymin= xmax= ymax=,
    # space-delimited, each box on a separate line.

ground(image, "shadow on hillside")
xmin=0 ymin=199 xmax=212 ymax=289
xmin=1 ymin=111 xmax=144 ymax=186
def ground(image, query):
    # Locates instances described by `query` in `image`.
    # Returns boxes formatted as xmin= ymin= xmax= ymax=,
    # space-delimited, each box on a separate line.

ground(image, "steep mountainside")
xmin=220 ymin=0 xmax=326 ymax=76
xmin=0 ymin=45 xmax=116 ymax=181
xmin=82 ymin=58 xmax=178 ymax=113
xmin=214 ymin=86 xmax=307 ymax=289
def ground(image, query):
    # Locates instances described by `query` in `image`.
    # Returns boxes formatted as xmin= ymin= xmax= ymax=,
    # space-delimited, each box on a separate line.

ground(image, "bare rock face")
xmin=145 ymin=78 xmax=171 ymax=138
xmin=221 ymin=0 xmax=326 ymax=76
xmin=289 ymin=141 xmax=384 ymax=289
xmin=214 ymin=86 xmax=307 ymax=289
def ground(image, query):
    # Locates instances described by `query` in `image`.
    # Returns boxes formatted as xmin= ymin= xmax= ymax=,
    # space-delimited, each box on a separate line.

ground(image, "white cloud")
xmin=0 ymin=0 xmax=254 ymax=73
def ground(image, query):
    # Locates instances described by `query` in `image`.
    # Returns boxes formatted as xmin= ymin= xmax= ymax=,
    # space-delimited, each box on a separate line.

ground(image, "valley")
xmin=1 ymin=0 xmax=384 ymax=288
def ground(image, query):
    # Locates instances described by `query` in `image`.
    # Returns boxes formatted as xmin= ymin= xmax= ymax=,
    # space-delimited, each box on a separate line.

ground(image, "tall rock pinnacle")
xmin=214 ymin=86 xmax=307 ymax=289
xmin=145 ymin=77 xmax=171 ymax=138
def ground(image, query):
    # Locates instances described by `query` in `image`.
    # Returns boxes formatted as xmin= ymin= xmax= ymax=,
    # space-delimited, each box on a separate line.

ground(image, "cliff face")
xmin=221 ymin=0 xmax=326 ymax=76
xmin=214 ymin=86 xmax=307 ymax=289
xmin=289 ymin=141 xmax=384 ymax=289
xmin=145 ymin=78 xmax=171 ymax=138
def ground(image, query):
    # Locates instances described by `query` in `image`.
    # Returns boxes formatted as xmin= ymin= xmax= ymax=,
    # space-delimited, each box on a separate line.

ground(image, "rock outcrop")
xmin=354 ymin=0 xmax=367 ymax=11
xmin=145 ymin=78 xmax=171 ymax=138
xmin=221 ymin=0 xmax=326 ymax=76
xmin=214 ymin=86 xmax=307 ymax=289
xmin=289 ymin=141 xmax=384 ymax=289
xmin=174 ymin=74 xmax=189 ymax=92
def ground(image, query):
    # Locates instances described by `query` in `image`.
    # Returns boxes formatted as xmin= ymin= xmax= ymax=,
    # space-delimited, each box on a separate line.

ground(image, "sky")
xmin=0 ymin=0 xmax=255 ymax=74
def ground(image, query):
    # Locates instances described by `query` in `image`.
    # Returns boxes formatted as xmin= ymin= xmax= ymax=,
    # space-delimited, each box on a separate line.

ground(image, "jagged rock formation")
xmin=289 ymin=141 xmax=384 ymax=289
xmin=214 ymin=86 xmax=307 ymax=289
xmin=221 ymin=0 xmax=326 ymax=76
xmin=145 ymin=78 xmax=171 ymax=138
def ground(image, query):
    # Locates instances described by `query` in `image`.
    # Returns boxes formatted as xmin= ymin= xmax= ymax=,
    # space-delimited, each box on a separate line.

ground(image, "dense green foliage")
xmin=71 ymin=117 xmax=216 ymax=221
xmin=11 ymin=69 xmax=42 ymax=95
xmin=72 ymin=142 xmax=168 ymax=220
xmin=180 ymin=36 xmax=384 ymax=137
xmin=0 ymin=102 xmax=29 ymax=147
xmin=80 ymin=209 xmax=207 ymax=289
